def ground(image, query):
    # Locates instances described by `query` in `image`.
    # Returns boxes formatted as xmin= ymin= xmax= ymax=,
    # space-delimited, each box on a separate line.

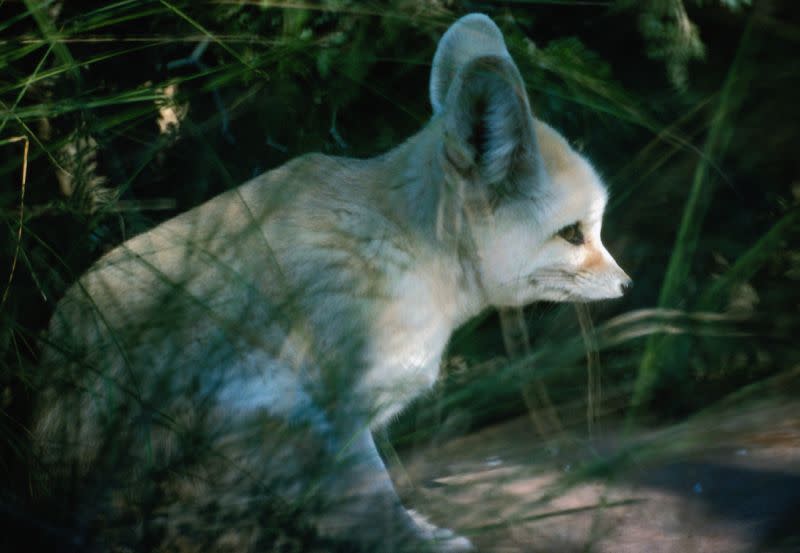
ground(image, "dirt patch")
xmin=397 ymin=401 xmax=800 ymax=553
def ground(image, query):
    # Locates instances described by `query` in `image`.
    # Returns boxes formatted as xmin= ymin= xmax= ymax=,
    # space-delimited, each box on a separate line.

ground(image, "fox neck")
xmin=382 ymin=118 xmax=490 ymax=327
xmin=353 ymin=124 xmax=490 ymax=427
xmin=383 ymin=119 xmax=460 ymax=242
xmin=364 ymin=253 xmax=485 ymax=428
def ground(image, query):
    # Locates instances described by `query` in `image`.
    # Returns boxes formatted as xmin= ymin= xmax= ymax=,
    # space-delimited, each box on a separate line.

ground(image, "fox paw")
xmin=407 ymin=509 xmax=474 ymax=552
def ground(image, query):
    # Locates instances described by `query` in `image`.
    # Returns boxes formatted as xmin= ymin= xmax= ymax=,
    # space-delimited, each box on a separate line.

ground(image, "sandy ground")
xmin=396 ymin=400 xmax=800 ymax=553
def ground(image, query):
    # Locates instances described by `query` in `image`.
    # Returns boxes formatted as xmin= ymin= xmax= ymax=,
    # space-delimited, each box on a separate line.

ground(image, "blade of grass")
xmin=575 ymin=303 xmax=602 ymax=435
xmin=629 ymin=13 xmax=756 ymax=423
xmin=466 ymin=499 xmax=643 ymax=534
xmin=698 ymin=208 xmax=800 ymax=311
xmin=22 ymin=0 xmax=80 ymax=82
xmin=0 ymin=42 xmax=53 ymax=136
xmin=0 ymin=135 xmax=29 ymax=310
xmin=500 ymin=307 xmax=563 ymax=438
xmin=157 ymin=0 xmax=269 ymax=80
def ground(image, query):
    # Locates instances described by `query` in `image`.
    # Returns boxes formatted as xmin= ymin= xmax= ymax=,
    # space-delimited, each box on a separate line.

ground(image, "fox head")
xmin=430 ymin=14 xmax=631 ymax=307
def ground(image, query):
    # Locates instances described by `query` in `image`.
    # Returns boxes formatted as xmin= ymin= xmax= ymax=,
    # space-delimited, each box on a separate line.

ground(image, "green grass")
xmin=629 ymin=12 xmax=758 ymax=422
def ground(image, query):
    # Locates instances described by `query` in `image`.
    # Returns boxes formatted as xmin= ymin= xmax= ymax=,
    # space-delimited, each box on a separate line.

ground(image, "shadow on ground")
xmin=398 ymin=399 xmax=800 ymax=553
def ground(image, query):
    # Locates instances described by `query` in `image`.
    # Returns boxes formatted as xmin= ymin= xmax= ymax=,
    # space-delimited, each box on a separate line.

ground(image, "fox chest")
xmin=361 ymin=298 xmax=454 ymax=428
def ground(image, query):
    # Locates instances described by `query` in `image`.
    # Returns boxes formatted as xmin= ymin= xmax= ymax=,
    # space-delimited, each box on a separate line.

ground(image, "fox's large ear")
xmin=430 ymin=14 xmax=511 ymax=115
xmin=432 ymin=14 xmax=542 ymax=189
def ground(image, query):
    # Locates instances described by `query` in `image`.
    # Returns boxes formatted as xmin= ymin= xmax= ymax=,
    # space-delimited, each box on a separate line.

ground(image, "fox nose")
xmin=619 ymin=277 xmax=633 ymax=296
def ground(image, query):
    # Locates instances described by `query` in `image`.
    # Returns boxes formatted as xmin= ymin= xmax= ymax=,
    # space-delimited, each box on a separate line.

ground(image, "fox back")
xmin=34 ymin=13 xmax=629 ymax=553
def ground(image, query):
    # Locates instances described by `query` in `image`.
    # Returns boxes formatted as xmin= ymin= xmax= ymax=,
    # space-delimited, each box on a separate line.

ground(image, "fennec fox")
xmin=34 ymin=13 xmax=630 ymax=553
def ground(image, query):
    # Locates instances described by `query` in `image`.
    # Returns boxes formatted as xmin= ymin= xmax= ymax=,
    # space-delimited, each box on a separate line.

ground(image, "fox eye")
xmin=556 ymin=222 xmax=584 ymax=246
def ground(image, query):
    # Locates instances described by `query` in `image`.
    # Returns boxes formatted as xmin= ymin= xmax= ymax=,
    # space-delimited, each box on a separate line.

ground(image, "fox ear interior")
xmin=442 ymin=55 xmax=540 ymax=189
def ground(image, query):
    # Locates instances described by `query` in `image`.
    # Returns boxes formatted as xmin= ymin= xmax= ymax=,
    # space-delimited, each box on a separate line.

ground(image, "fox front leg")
xmin=313 ymin=425 xmax=473 ymax=552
